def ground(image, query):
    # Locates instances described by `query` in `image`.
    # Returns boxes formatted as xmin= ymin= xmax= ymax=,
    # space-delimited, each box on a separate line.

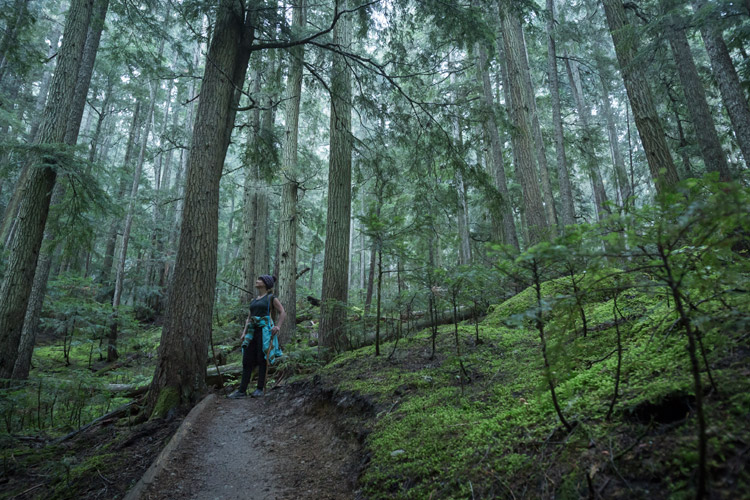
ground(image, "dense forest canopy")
xmin=0 ymin=0 xmax=749 ymax=497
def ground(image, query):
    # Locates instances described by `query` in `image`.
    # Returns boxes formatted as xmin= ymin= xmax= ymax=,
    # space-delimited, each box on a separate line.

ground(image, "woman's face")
xmin=255 ymin=278 xmax=265 ymax=290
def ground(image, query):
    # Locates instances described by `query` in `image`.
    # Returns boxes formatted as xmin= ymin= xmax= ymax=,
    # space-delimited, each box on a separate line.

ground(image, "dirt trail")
xmin=131 ymin=386 xmax=363 ymax=500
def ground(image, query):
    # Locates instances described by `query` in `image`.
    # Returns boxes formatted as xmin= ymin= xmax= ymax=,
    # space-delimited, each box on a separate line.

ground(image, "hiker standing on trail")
xmin=229 ymin=275 xmax=285 ymax=398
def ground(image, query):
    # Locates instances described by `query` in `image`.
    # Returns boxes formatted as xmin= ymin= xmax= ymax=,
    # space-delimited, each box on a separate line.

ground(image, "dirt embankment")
xmin=129 ymin=380 xmax=374 ymax=500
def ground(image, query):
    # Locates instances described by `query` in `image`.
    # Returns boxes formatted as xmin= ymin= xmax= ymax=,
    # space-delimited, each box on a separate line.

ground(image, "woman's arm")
xmin=272 ymin=297 xmax=286 ymax=334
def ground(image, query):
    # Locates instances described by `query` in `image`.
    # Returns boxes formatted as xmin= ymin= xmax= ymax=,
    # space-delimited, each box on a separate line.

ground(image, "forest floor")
xmin=0 ymin=379 xmax=372 ymax=500
xmin=132 ymin=385 xmax=364 ymax=500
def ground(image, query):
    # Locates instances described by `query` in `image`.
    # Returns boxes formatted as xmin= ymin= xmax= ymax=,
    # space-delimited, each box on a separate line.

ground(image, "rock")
xmin=390 ymin=449 xmax=405 ymax=457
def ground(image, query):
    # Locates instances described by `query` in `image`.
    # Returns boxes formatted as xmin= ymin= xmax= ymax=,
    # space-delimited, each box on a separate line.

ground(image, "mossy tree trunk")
xmin=146 ymin=0 xmax=253 ymax=416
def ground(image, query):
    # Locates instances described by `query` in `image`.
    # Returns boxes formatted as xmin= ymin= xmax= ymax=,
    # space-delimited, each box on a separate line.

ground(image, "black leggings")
xmin=238 ymin=328 xmax=266 ymax=393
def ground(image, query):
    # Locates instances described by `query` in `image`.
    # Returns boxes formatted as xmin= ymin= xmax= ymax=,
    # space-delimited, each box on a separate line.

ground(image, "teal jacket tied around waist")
xmin=242 ymin=315 xmax=283 ymax=363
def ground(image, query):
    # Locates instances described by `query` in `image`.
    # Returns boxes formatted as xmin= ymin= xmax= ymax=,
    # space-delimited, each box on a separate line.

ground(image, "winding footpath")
xmin=125 ymin=387 xmax=361 ymax=500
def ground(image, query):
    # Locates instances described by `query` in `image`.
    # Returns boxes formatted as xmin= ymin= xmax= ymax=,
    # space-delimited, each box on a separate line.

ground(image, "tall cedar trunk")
xmin=475 ymin=42 xmax=519 ymax=249
xmin=565 ymin=56 xmax=609 ymax=222
xmin=12 ymin=0 xmax=109 ymax=379
xmin=0 ymin=0 xmax=93 ymax=379
xmin=165 ymin=38 xmax=202 ymax=288
xmin=241 ymin=65 xmax=263 ymax=305
xmin=146 ymin=0 xmax=252 ymax=416
xmin=692 ymin=0 xmax=750 ymax=166
xmin=319 ymin=2 xmax=352 ymax=355
xmin=597 ymin=56 xmax=632 ymax=205
xmin=519 ymin=26 xmax=557 ymax=232
xmin=110 ymin=81 xmax=157 ymax=361
xmin=668 ymin=17 xmax=731 ymax=180
xmin=499 ymin=0 xmax=549 ymax=245
xmin=277 ymin=0 xmax=305 ymax=345
xmin=602 ymin=0 xmax=680 ymax=192
xmin=546 ymin=0 xmax=576 ymax=227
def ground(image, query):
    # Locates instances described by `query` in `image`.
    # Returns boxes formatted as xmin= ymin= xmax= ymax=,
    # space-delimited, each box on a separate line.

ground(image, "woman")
xmin=229 ymin=275 xmax=285 ymax=398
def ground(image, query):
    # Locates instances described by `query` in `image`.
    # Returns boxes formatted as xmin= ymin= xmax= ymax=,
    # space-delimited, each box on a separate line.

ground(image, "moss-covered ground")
xmin=316 ymin=281 xmax=750 ymax=499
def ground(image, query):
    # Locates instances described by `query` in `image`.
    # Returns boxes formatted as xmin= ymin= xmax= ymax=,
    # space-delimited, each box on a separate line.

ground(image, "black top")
xmin=250 ymin=293 xmax=274 ymax=317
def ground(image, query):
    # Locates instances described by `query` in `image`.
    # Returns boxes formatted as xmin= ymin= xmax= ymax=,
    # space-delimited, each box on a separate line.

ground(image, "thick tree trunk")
xmin=475 ymin=42 xmax=519 ymax=249
xmin=0 ymin=28 xmax=60 ymax=245
xmin=668 ymin=18 xmax=731 ymax=180
xmin=545 ymin=0 xmax=576 ymax=227
xmin=602 ymin=0 xmax=680 ymax=192
xmin=499 ymin=0 xmax=549 ymax=245
xmin=277 ymin=0 xmax=305 ymax=346
xmin=692 ymin=0 xmax=750 ymax=166
xmin=0 ymin=0 xmax=94 ymax=380
xmin=11 ymin=0 xmax=109 ymax=379
xmin=146 ymin=0 xmax=252 ymax=417
xmin=565 ymin=56 xmax=609 ymax=222
xmin=320 ymin=2 xmax=352 ymax=356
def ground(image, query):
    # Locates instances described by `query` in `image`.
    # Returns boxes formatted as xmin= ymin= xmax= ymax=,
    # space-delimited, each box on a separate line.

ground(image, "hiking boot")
xmin=250 ymin=389 xmax=264 ymax=398
xmin=228 ymin=390 xmax=246 ymax=399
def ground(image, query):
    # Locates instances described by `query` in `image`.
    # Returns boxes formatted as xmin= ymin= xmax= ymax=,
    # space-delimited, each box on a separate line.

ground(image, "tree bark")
xmin=596 ymin=56 xmax=632 ymax=206
xmin=545 ymin=0 xmax=576 ymax=227
xmin=565 ymin=55 xmax=609 ymax=222
xmin=11 ymin=0 xmax=109 ymax=379
xmin=602 ymin=0 xmax=680 ymax=192
xmin=0 ymin=0 xmax=94 ymax=380
xmin=667 ymin=16 xmax=731 ymax=180
xmin=146 ymin=0 xmax=253 ymax=416
xmin=475 ymin=41 xmax=519 ymax=249
xmin=110 ymin=82 xmax=157 ymax=360
xmin=519 ymin=27 xmax=557 ymax=232
xmin=692 ymin=0 xmax=750 ymax=166
xmin=498 ymin=0 xmax=549 ymax=245
xmin=277 ymin=0 xmax=305 ymax=346
xmin=319 ymin=1 xmax=352 ymax=356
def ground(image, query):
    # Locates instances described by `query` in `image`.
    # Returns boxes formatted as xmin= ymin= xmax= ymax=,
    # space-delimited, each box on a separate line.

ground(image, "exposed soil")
xmin=0 ymin=380 xmax=372 ymax=500
xmin=136 ymin=385 xmax=366 ymax=500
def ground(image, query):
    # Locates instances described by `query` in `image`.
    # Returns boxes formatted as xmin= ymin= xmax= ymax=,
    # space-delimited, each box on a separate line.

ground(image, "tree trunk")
xmin=319 ymin=1 xmax=352 ymax=356
xmin=241 ymin=65 xmax=263 ymax=305
xmin=0 ymin=0 xmax=94 ymax=380
xmin=667 ymin=17 xmax=731 ymax=180
xmin=146 ymin=0 xmax=253 ymax=417
xmin=519 ymin=27 xmax=557 ymax=232
xmin=277 ymin=0 xmax=305 ymax=346
xmin=498 ymin=0 xmax=549 ymax=245
xmin=475 ymin=41 xmax=519 ymax=249
xmin=99 ymin=101 xmax=141 ymax=294
xmin=0 ymin=28 xmax=60 ymax=245
xmin=692 ymin=0 xmax=750 ymax=166
xmin=565 ymin=55 xmax=609 ymax=222
xmin=11 ymin=0 xmax=109 ymax=379
xmin=0 ymin=0 xmax=31 ymax=85
xmin=545 ymin=0 xmax=576 ymax=227
xmin=597 ymin=56 xmax=632 ymax=206
xmin=602 ymin=0 xmax=680 ymax=192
